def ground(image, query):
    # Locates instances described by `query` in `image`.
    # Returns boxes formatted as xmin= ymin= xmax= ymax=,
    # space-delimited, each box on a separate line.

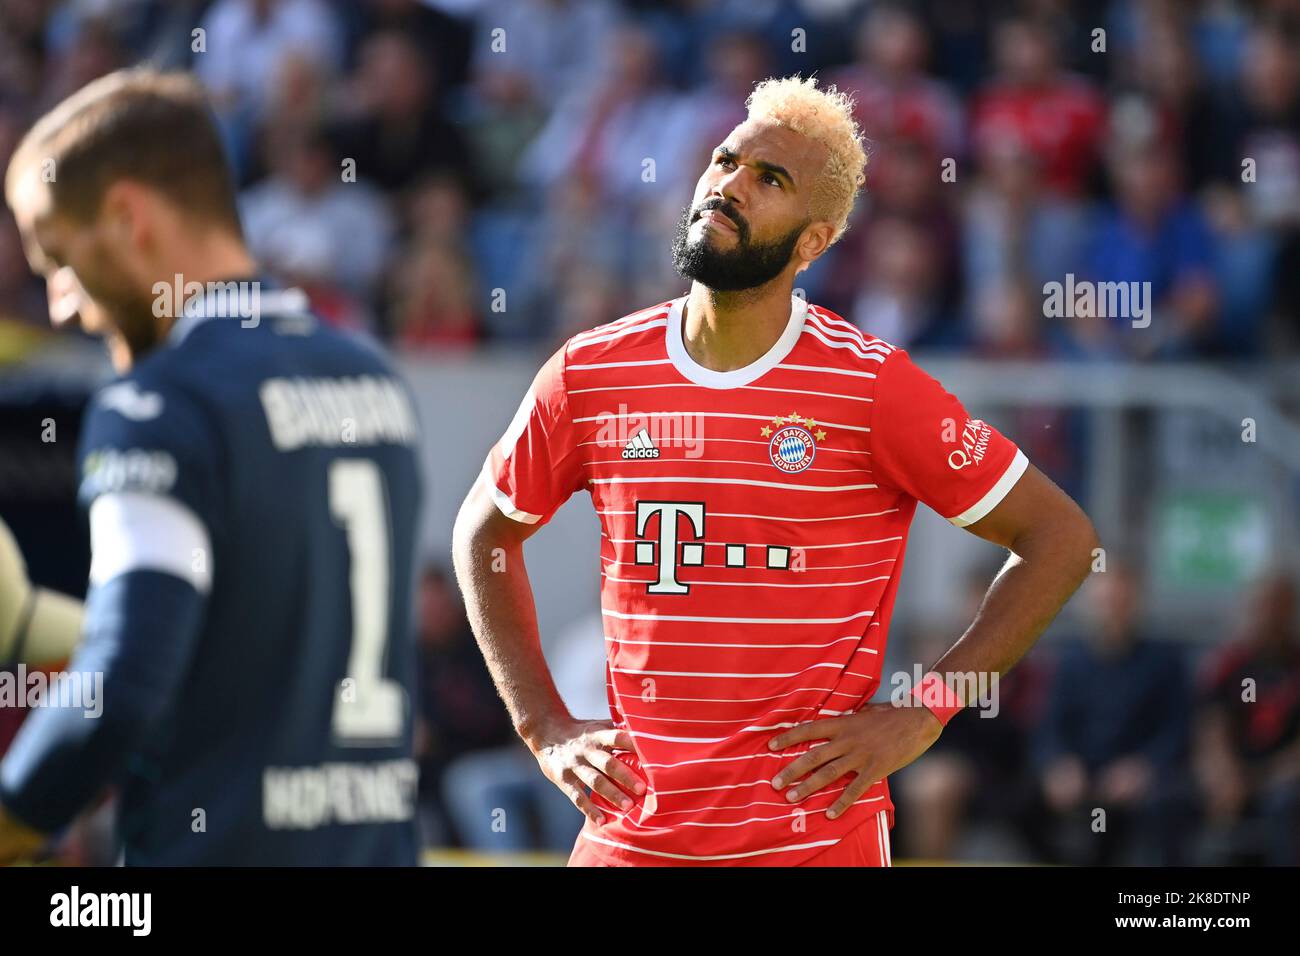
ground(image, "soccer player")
xmin=0 ymin=70 xmax=423 ymax=865
xmin=453 ymin=76 xmax=1099 ymax=866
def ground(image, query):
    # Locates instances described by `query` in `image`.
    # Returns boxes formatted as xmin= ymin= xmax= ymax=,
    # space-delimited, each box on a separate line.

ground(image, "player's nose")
xmin=709 ymin=172 xmax=745 ymax=210
xmin=46 ymin=265 xmax=84 ymax=327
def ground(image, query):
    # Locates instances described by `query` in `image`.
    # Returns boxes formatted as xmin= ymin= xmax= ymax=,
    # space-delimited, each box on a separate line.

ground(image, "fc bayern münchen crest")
xmin=768 ymin=424 xmax=816 ymax=473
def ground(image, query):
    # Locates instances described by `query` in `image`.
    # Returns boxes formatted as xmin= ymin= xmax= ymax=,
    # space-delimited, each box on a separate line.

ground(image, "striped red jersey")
xmin=483 ymin=294 xmax=1028 ymax=865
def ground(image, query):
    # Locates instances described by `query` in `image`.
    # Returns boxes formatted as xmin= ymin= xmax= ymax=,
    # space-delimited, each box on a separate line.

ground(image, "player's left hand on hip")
xmin=0 ymin=805 xmax=49 ymax=866
xmin=767 ymin=702 xmax=943 ymax=819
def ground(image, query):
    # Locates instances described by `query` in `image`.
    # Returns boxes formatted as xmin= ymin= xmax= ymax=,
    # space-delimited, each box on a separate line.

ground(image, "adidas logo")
xmin=622 ymin=428 xmax=660 ymax=459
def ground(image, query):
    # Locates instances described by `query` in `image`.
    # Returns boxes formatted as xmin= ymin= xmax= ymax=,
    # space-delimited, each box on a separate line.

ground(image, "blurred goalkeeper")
xmin=0 ymin=70 xmax=424 ymax=865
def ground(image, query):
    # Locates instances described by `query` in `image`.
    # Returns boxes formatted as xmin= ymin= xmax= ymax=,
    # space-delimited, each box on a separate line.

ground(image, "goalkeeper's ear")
xmin=0 ymin=517 xmax=83 ymax=665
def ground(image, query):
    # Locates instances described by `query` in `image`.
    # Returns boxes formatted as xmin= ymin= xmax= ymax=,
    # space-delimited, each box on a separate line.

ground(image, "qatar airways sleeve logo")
xmin=945 ymin=417 xmax=992 ymax=471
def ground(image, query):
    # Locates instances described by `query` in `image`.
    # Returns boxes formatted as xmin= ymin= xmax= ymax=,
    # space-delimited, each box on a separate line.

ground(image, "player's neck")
xmin=161 ymin=235 xmax=260 ymax=293
xmin=682 ymin=281 xmax=794 ymax=372
xmin=150 ymin=237 xmax=260 ymax=336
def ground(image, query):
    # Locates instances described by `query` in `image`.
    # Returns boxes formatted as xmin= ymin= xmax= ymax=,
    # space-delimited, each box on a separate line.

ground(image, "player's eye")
xmin=761 ymin=172 xmax=782 ymax=187
xmin=715 ymin=155 xmax=735 ymax=169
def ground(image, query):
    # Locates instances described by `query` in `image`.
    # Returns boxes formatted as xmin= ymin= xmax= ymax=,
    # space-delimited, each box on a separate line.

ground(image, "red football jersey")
xmin=483 ymin=294 xmax=1028 ymax=865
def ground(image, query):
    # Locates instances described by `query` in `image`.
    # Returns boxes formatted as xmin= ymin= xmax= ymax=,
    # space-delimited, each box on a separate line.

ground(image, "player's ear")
xmin=796 ymin=220 xmax=835 ymax=270
xmin=98 ymin=180 xmax=150 ymax=251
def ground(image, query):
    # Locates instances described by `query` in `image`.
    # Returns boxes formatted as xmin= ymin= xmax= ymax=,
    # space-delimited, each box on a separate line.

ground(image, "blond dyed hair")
xmin=745 ymin=75 xmax=867 ymax=245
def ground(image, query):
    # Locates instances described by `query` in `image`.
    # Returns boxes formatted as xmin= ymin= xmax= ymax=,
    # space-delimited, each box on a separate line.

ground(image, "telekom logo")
xmin=634 ymin=501 xmax=792 ymax=594
xmin=635 ymin=501 xmax=705 ymax=595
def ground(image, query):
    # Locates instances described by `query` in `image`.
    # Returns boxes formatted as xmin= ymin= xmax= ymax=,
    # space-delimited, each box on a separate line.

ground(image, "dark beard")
xmin=671 ymin=201 xmax=808 ymax=292
xmin=79 ymin=279 xmax=166 ymax=359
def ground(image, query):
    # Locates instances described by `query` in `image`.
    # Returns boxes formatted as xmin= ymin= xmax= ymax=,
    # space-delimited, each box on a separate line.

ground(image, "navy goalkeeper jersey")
xmin=0 ymin=285 xmax=424 ymax=865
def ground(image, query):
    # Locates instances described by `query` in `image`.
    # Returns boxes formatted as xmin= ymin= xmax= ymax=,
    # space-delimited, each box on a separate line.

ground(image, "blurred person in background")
xmin=1119 ymin=12 xmax=1221 ymax=193
xmin=1194 ymin=571 xmax=1300 ymax=866
xmin=823 ymin=133 xmax=960 ymax=330
xmin=1084 ymin=134 xmax=1219 ymax=359
xmin=1215 ymin=21 xmax=1300 ymax=349
xmin=351 ymin=0 xmax=473 ymax=95
xmin=971 ymin=14 xmax=1106 ymax=200
xmin=1200 ymin=182 xmax=1276 ymax=357
xmin=194 ymin=0 xmax=344 ymax=178
xmin=39 ymin=13 xmax=128 ymax=106
xmin=437 ymin=608 xmax=595 ymax=856
xmin=1213 ymin=22 xmax=1300 ymax=230
xmin=469 ymin=0 xmax=619 ymax=114
xmin=1030 ymin=563 xmax=1195 ymax=865
xmin=256 ymin=48 xmax=332 ymax=148
xmin=240 ymin=122 xmax=395 ymax=303
xmin=968 ymin=279 xmax=1087 ymax=502
xmin=333 ymin=29 xmax=477 ymax=198
xmin=524 ymin=169 xmax=631 ymax=337
xmin=412 ymin=564 xmax=517 ymax=847
xmin=894 ymin=564 xmax=1050 ymax=863
xmin=848 ymin=214 xmax=951 ymax=348
xmin=388 ymin=238 xmax=482 ymax=350
xmin=635 ymin=29 xmax=774 ymax=302
xmin=961 ymin=135 xmax=1093 ymax=315
xmin=826 ymin=2 xmax=963 ymax=160
xmin=517 ymin=21 xmax=691 ymax=208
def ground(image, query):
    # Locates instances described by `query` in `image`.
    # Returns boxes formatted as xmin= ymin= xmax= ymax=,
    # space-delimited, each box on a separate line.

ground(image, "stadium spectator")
xmin=1084 ymin=137 xmax=1219 ymax=358
xmin=469 ymin=0 xmax=619 ymax=112
xmin=412 ymin=564 xmax=517 ymax=847
xmin=194 ymin=0 xmax=344 ymax=177
xmin=827 ymin=3 xmax=963 ymax=159
xmin=971 ymin=15 xmax=1106 ymax=199
xmin=333 ymin=29 xmax=477 ymax=198
xmin=389 ymin=239 xmax=482 ymax=350
xmin=961 ymin=135 xmax=1093 ymax=311
xmin=846 ymin=215 xmax=953 ymax=349
xmin=1193 ymin=571 xmax=1300 ymax=866
xmin=894 ymin=566 xmax=1050 ymax=863
xmin=1030 ymin=564 xmax=1196 ymax=865
xmin=240 ymin=122 xmax=395 ymax=301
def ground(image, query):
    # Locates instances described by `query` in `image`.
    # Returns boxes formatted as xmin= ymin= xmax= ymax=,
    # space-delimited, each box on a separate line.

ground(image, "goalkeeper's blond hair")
xmin=744 ymin=75 xmax=868 ymax=245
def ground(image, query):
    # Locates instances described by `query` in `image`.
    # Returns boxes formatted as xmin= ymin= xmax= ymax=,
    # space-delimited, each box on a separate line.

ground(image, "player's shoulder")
xmin=77 ymin=360 xmax=220 ymax=508
xmin=800 ymin=301 xmax=905 ymax=374
xmin=559 ymin=298 xmax=677 ymax=368
xmin=84 ymin=354 xmax=209 ymax=438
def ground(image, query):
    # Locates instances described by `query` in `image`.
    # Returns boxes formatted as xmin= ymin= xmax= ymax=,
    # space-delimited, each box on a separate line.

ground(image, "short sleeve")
xmin=482 ymin=345 xmax=584 ymax=526
xmin=870 ymin=350 xmax=1028 ymax=527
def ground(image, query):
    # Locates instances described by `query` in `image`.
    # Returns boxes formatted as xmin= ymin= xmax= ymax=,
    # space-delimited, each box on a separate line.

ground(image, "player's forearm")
xmin=451 ymin=494 xmax=572 ymax=750
xmin=930 ymin=508 xmax=1097 ymax=698
xmin=0 ymin=570 xmax=204 ymax=832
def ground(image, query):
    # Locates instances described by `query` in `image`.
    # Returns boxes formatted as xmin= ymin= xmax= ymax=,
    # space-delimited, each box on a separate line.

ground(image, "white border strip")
xmin=948 ymin=449 xmax=1029 ymax=528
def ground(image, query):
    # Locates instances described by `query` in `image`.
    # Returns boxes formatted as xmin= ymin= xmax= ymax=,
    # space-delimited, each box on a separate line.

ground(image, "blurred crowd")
xmin=898 ymin=561 xmax=1300 ymax=865
xmin=0 ymin=0 xmax=1298 ymax=359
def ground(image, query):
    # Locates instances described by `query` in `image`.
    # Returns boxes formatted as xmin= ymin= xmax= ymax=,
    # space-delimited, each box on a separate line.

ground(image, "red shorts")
xmin=567 ymin=809 xmax=893 ymax=867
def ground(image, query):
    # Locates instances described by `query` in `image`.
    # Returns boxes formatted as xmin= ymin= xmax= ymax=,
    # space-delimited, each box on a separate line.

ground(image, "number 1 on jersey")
xmin=329 ymin=458 xmax=405 ymax=746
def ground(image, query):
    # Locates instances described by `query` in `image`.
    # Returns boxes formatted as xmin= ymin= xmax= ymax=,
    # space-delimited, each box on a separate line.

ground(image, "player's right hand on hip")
xmin=530 ymin=718 xmax=646 ymax=824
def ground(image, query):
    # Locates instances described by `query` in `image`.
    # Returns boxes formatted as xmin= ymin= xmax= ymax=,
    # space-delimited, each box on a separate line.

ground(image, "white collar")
xmin=665 ymin=292 xmax=807 ymax=389
xmin=168 ymin=284 xmax=309 ymax=346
